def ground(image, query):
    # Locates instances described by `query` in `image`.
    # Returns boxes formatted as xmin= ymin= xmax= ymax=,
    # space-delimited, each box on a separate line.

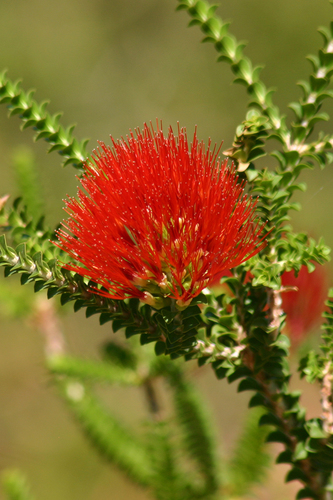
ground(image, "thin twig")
xmin=34 ymin=296 xmax=66 ymax=357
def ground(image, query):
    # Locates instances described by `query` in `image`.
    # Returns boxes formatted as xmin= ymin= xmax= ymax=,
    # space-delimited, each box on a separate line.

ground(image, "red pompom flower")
xmin=56 ymin=123 xmax=266 ymax=308
xmin=281 ymin=265 xmax=329 ymax=345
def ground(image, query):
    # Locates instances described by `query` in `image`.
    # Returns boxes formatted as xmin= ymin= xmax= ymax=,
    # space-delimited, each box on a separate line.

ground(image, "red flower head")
xmin=281 ymin=265 xmax=329 ymax=345
xmin=56 ymin=123 xmax=266 ymax=308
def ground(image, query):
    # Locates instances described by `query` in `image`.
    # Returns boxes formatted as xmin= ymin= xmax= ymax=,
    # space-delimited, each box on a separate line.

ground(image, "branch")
xmin=0 ymin=70 xmax=89 ymax=170
xmin=233 ymin=282 xmax=333 ymax=500
xmin=176 ymin=0 xmax=283 ymax=131
xmin=176 ymin=0 xmax=333 ymax=172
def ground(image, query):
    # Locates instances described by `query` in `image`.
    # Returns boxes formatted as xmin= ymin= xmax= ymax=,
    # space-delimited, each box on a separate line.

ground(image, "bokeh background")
xmin=0 ymin=1 xmax=332 ymax=499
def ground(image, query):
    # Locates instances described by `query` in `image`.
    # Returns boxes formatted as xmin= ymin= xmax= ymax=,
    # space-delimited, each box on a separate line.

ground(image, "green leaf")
xmin=305 ymin=419 xmax=328 ymax=439
xmin=258 ymin=412 xmax=282 ymax=428
xmin=111 ymin=318 xmax=125 ymax=333
xmin=85 ymin=306 xmax=99 ymax=317
xmin=238 ymin=377 xmax=263 ymax=393
xmin=228 ymin=366 xmax=252 ymax=383
xmin=60 ymin=292 xmax=72 ymax=305
xmin=292 ymin=441 xmax=308 ymax=461
xmin=99 ymin=312 xmax=113 ymax=325
xmin=155 ymin=341 xmax=166 ymax=356
xmin=286 ymin=467 xmax=308 ymax=483
xmin=126 ymin=326 xmax=142 ymax=338
xmin=296 ymin=487 xmax=317 ymax=499
xmin=276 ymin=449 xmax=293 ymax=464
xmin=249 ymin=393 xmax=269 ymax=408
xmin=266 ymin=430 xmax=290 ymax=445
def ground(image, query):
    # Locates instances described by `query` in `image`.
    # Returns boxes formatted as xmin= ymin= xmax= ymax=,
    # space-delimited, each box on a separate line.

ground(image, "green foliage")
xmin=2 ymin=1 xmax=333 ymax=499
xmin=223 ymin=109 xmax=269 ymax=171
xmin=208 ymin=270 xmax=333 ymax=498
xmin=146 ymin=422 xmax=184 ymax=500
xmin=0 ymin=71 xmax=89 ymax=169
xmin=145 ymin=419 xmax=217 ymax=500
xmin=0 ymin=232 xmax=64 ymax=291
xmin=321 ymin=288 xmax=333 ymax=364
xmin=102 ymin=341 xmax=138 ymax=370
xmin=0 ymin=197 xmax=54 ymax=252
xmin=1 ymin=470 xmax=35 ymax=500
xmin=177 ymin=0 xmax=333 ymax=204
xmin=176 ymin=0 xmax=283 ymax=166
xmin=48 ymin=342 xmax=222 ymax=499
xmin=290 ymin=21 xmax=333 ymax=144
xmin=1 ymin=201 xmax=203 ymax=360
xmin=47 ymin=353 xmax=140 ymax=385
xmin=0 ymin=200 xmax=161 ymax=341
xmin=55 ymin=377 xmax=154 ymax=487
xmin=166 ymin=364 xmax=219 ymax=496
xmin=153 ymin=301 xmax=205 ymax=357
xmin=227 ymin=408 xmax=271 ymax=497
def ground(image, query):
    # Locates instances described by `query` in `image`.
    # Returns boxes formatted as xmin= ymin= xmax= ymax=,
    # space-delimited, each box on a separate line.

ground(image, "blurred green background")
xmin=0 ymin=1 xmax=332 ymax=499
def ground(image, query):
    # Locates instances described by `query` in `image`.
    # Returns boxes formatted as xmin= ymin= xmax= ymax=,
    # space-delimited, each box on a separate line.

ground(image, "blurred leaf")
xmin=12 ymin=146 xmax=43 ymax=220
xmin=1 ymin=469 xmax=35 ymax=500
xmin=227 ymin=408 xmax=271 ymax=496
